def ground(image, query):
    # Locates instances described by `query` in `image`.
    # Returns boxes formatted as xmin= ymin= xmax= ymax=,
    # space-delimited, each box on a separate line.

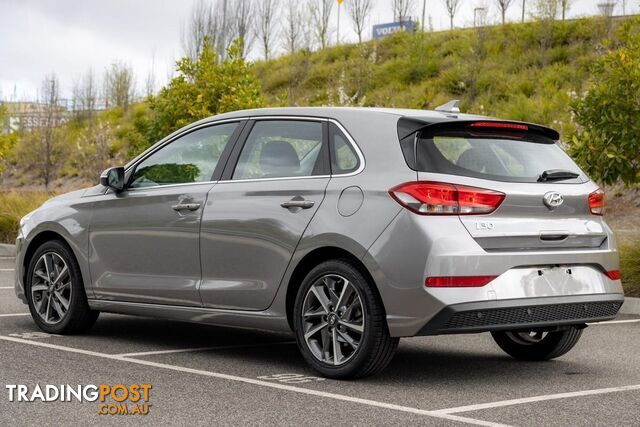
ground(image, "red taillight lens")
xmin=469 ymin=121 xmax=529 ymax=131
xmin=389 ymin=182 xmax=505 ymax=215
xmin=604 ymin=270 xmax=621 ymax=280
xmin=589 ymin=188 xmax=605 ymax=215
xmin=425 ymin=276 xmax=498 ymax=287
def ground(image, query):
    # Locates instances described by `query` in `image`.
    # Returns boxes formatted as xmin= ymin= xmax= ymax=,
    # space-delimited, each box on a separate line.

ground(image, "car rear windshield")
xmin=414 ymin=130 xmax=586 ymax=183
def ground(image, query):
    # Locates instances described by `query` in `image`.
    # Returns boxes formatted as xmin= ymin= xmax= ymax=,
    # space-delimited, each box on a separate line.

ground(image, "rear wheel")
xmin=491 ymin=327 xmax=583 ymax=361
xmin=26 ymin=240 xmax=99 ymax=334
xmin=293 ymin=259 xmax=398 ymax=379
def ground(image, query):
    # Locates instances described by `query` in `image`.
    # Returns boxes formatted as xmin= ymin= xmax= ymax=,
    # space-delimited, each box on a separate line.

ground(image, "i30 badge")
xmin=543 ymin=191 xmax=564 ymax=209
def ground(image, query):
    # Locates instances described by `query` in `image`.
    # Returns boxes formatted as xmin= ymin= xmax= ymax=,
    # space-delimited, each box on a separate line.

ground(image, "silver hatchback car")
xmin=15 ymin=107 xmax=623 ymax=378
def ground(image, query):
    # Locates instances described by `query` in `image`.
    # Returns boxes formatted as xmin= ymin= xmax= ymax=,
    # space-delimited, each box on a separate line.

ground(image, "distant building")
xmin=0 ymin=101 xmax=68 ymax=133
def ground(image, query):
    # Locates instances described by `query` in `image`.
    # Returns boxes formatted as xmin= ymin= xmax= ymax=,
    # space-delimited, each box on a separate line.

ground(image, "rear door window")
xmin=232 ymin=120 xmax=324 ymax=180
xmin=416 ymin=130 xmax=586 ymax=183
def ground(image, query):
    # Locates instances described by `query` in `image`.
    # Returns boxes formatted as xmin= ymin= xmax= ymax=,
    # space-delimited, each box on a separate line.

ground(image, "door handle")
xmin=280 ymin=199 xmax=315 ymax=209
xmin=172 ymin=202 xmax=201 ymax=212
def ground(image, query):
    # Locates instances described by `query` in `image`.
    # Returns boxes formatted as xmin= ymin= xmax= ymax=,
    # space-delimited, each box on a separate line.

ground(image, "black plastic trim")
xmin=417 ymin=294 xmax=624 ymax=336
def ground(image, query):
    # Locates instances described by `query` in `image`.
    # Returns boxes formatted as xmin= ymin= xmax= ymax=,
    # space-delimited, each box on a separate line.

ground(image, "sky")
xmin=0 ymin=0 xmax=637 ymax=101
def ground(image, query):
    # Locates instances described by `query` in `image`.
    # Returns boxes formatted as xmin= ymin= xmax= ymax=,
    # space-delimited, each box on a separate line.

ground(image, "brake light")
xmin=469 ymin=121 xmax=529 ymax=131
xmin=425 ymin=276 xmax=498 ymax=287
xmin=603 ymin=270 xmax=620 ymax=280
xmin=389 ymin=182 xmax=505 ymax=215
xmin=588 ymin=188 xmax=605 ymax=215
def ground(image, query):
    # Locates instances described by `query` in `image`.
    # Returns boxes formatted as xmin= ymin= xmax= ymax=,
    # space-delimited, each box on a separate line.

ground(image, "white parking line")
xmin=0 ymin=313 xmax=30 ymax=317
xmin=433 ymin=384 xmax=640 ymax=415
xmin=0 ymin=334 xmax=506 ymax=427
xmin=0 ymin=286 xmax=15 ymax=289
xmin=0 ymin=268 xmax=14 ymax=272
xmin=588 ymin=319 xmax=640 ymax=325
xmin=116 ymin=341 xmax=296 ymax=357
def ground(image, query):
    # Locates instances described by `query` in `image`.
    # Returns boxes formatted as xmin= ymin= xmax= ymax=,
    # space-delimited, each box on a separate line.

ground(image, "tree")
xmin=495 ymin=0 xmax=514 ymax=24
xmin=392 ymin=0 xmax=415 ymax=21
xmin=181 ymin=0 xmax=220 ymax=61
xmin=560 ymin=0 xmax=572 ymax=20
xmin=256 ymin=0 xmax=279 ymax=60
xmin=0 ymin=105 xmax=18 ymax=177
xmin=282 ymin=0 xmax=304 ymax=54
xmin=232 ymin=0 xmax=255 ymax=58
xmin=347 ymin=0 xmax=373 ymax=43
xmin=148 ymin=39 xmax=265 ymax=143
xmin=570 ymin=29 xmax=640 ymax=185
xmin=521 ymin=0 xmax=526 ymax=22
xmin=71 ymin=68 xmax=98 ymax=120
xmin=103 ymin=62 xmax=135 ymax=111
xmin=309 ymin=0 xmax=334 ymax=49
xmin=18 ymin=75 xmax=68 ymax=189
xmin=442 ymin=0 xmax=463 ymax=29
xmin=534 ymin=0 xmax=559 ymax=21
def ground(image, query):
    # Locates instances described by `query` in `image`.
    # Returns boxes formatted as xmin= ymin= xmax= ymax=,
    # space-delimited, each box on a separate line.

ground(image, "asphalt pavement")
xmin=1 ymin=254 xmax=638 ymax=426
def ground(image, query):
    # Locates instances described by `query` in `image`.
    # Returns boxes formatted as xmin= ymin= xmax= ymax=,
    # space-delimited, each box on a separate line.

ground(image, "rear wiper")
xmin=537 ymin=169 xmax=580 ymax=182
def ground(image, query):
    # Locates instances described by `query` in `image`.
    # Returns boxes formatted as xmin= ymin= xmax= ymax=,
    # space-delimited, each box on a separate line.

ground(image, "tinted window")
xmin=130 ymin=123 xmax=238 ymax=188
xmin=416 ymin=131 xmax=586 ymax=183
xmin=233 ymin=120 xmax=323 ymax=179
xmin=330 ymin=123 xmax=359 ymax=174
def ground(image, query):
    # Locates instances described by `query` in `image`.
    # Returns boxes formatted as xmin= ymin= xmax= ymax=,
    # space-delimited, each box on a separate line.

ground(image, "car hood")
xmin=41 ymin=188 xmax=90 ymax=207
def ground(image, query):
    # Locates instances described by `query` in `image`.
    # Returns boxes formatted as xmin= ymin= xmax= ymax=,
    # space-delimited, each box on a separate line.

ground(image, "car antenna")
xmin=434 ymin=99 xmax=461 ymax=114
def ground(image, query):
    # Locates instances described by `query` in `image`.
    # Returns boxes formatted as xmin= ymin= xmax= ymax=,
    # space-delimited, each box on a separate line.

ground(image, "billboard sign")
xmin=372 ymin=21 xmax=415 ymax=39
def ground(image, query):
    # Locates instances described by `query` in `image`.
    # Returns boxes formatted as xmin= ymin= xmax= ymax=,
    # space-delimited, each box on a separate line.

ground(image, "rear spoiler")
xmin=397 ymin=117 xmax=560 ymax=141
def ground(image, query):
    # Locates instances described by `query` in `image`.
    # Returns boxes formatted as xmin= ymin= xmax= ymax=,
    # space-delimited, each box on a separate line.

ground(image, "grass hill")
xmin=254 ymin=16 xmax=634 ymax=139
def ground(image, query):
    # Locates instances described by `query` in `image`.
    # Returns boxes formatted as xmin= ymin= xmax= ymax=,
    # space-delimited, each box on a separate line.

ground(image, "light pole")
xmin=337 ymin=0 xmax=343 ymax=45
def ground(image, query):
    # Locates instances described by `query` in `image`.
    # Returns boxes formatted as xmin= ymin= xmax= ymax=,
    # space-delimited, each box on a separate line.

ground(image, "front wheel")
xmin=25 ymin=240 xmax=99 ymax=334
xmin=491 ymin=327 xmax=583 ymax=361
xmin=293 ymin=259 xmax=398 ymax=379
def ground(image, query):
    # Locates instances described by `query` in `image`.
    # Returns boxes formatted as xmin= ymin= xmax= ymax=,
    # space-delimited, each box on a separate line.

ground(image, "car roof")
xmin=203 ymin=106 xmax=490 ymax=124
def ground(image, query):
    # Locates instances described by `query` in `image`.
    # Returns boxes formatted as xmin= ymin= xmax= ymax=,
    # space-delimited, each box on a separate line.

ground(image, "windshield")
xmin=415 ymin=130 xmax=586 ymax=183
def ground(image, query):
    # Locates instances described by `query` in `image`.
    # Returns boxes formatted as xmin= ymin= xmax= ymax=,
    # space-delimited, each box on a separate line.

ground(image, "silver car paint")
xmin=14 ymin=107 xmax=622 ymax=337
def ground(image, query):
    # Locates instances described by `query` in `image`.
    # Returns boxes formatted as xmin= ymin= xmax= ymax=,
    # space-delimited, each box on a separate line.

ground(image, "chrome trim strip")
xmin=217 ymin=175 xmax=330 ymax=184
xmin=125 ymin=180 xmax=219 ymax=193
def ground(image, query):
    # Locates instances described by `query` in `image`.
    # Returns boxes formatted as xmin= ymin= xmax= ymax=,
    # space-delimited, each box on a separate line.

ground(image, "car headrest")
xmin=456 ymin=147 xmax=501 ymax=174
xmin=260 ymin=140 xmax=300 ymax=177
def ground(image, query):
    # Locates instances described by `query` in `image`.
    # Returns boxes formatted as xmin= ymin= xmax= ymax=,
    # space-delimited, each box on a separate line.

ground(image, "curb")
xmin=0 ymin=244 xmax=16 ymax=257
xmin=620 ymin=297 xmax=640 ymax=316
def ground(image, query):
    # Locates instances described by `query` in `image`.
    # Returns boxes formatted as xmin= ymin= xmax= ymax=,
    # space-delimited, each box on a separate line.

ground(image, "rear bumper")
xmin=417 ymin=293 xmax=623 ymax=335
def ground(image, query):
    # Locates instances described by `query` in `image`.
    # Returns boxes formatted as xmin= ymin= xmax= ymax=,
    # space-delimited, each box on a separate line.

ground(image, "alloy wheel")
xmin=301 ymin=274 xmax=365 ymax=366
xmin=506 ymin=330 xmax=548 ymax=345
xmin=30 ymin=252 xmax=72 ymax=324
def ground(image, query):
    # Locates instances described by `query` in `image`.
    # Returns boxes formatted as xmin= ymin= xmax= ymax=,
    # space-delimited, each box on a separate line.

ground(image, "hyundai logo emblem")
xmin=543 ymin=191 xmax=564 ymax=209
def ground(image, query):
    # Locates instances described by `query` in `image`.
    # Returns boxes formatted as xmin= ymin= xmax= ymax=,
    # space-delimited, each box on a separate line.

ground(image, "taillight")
xmin=389 ymin=181 xmax=505 ymax=215
xmin=603 ymin=270 xmax=620 ymax=280
xmin=425 ymin=276 xmax=498 ymax=287
xmin=588 ymin=188 xmax=605 ymax=215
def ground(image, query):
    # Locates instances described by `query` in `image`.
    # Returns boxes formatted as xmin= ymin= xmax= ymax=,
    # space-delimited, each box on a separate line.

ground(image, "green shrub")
xmin=620 ymin=242 xmax=640 ymax=297
xmin=0 ymin=192 xmax=54 ymax=243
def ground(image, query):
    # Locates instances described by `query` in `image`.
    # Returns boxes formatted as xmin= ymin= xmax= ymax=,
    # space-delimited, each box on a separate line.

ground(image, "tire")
xmin=25 ymin=240 xmax=99 ymax=334
xmin=293 ymin=259 xmax=398 ymax=379
xmin=491 ymin=327 xmax=583 ymax=361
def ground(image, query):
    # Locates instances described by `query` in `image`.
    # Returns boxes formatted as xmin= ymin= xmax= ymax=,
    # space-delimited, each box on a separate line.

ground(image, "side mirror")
xmin=100 ymin=167 xmax=125 ymax=192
